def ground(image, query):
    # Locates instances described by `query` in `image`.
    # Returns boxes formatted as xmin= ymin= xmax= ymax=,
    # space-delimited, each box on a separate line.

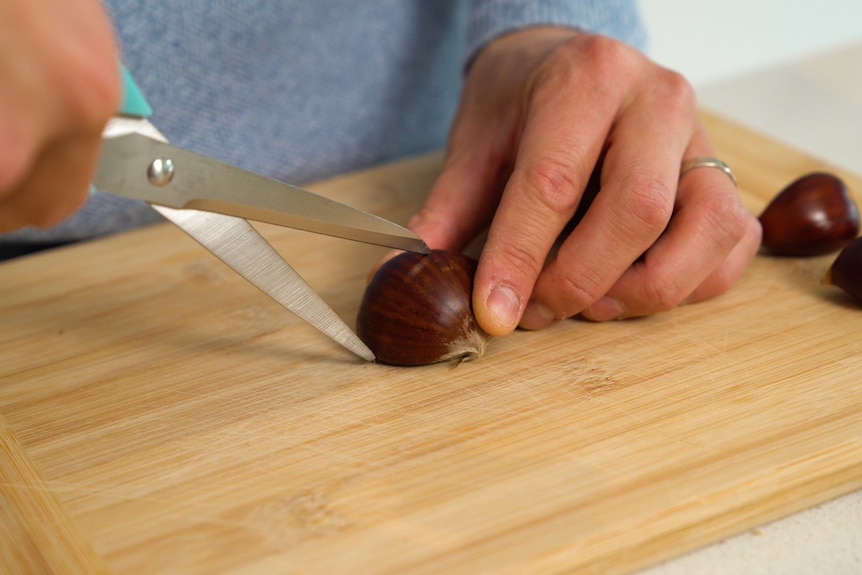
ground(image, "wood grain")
xmin=1 ymin=110 xmax=861 ymax=574
xmin=0 ymin=417 xmax=108 ymax=575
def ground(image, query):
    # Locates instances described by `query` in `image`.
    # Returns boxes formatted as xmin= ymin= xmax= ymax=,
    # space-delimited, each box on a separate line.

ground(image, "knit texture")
xmin=2 ymin=0 xmax=644 ymax=246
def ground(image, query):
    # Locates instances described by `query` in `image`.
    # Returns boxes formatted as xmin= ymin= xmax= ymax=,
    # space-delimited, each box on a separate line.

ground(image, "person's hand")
xmin=407 ymin=28 xmax=762 ymax=336
xmin=0 ymin=0 xmax=120 ymax=232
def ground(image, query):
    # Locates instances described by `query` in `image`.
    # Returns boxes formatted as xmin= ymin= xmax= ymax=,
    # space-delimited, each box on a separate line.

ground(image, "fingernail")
xmin=486 ymin=285 xmax=521 ymax=331
xmin=584 ymin=296 xmax=625 ymax=322
xmin=519 ymin=300 xmax=556 ymax=330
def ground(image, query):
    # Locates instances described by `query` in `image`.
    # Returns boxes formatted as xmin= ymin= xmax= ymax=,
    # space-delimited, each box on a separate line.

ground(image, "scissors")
xmin=94 ymin=67 xmax=429 ymax=362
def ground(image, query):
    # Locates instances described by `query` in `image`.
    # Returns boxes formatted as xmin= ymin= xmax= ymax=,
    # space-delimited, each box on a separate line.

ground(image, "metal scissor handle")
xmin=102 ymin=67 xmax=385 ymax=360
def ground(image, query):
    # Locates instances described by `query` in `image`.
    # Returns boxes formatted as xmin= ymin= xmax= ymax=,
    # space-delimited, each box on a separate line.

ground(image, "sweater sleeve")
xmin=465 ymin=0 xmax=647 ymax=64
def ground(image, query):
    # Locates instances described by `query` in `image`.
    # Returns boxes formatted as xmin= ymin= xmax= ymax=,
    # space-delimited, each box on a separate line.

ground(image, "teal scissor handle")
xmin=119 ymin=64 xmax=152 ymax=117
xmin=93 ymin=65 xmax=153 ymax=195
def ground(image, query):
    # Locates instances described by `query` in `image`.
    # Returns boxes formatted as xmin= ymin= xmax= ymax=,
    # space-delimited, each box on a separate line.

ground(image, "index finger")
xmin=471 ymin=38 xmax=627 ymax=336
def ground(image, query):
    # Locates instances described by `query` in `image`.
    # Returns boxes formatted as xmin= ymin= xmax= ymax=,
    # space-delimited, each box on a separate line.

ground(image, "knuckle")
xmin=521 ymin=156 xmax=584 ymax=217
xmin=535 ymin=34 xmax=637 ymax=97
xmin=643 ymin=273 xmax=688 ymax=313
xmin=570 ymin=34 xmax=634 ymax=69
xmin=699 ymin=214 xmax=763 ymax=298
xmin=549 ymin=247 xmax=609 ymax=310
xmin=558 ymin=269 xmax=606 ymax=310
xmin=621 ymin=173 xmax=675 ymax=234
xmin=704 ymin=263 xmax=736 ymax=297
xmin=655 ymin=68 xmax=697 ymax=113
xmin=496 ymin=240 xmax=545 ymax=281
xmin=702 ymin=193 xmax=751 ymax=250
xmin=573 ymin=35 xmax=641 ymax=87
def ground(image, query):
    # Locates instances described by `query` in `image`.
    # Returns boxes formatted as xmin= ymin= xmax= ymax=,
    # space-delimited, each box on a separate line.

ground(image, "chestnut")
xmin=759 ymin=172 xmax=860 ymax=256
xmin=823 ymin=236 xmax=862 ymax=303
xmin=356 ymin=250 xmax=490 ymax=366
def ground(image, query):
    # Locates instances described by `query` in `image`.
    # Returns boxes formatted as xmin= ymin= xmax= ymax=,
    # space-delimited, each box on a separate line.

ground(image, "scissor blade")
xmin=154 ymin=206 xmax=375 ymax=362
xmin=95 ymin=133 xmax=429 ymax=254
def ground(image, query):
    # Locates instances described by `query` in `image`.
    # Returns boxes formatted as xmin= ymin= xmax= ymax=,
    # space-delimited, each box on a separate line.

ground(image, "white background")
xmin=639 ymin=0 xmax=862 ymax=87
xmin=640 ymin=0 xmax=862 ymax=174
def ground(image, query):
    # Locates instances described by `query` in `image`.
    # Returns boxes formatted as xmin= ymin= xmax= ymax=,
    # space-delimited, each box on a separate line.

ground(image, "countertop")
xmin=640 ymin=41 xmax=862 ymax=575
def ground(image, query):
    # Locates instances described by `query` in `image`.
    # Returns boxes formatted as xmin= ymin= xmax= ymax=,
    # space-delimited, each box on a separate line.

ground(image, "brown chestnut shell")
xmin=823 ymin=236 xmax=862 ymax=303
xmin=356 ymin=250 xmax=490 ymax=366
xmin=759 ymin=172 xmax=860 ymax=256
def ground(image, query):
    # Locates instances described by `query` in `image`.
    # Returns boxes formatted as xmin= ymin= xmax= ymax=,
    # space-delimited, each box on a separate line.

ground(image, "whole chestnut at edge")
xmin=356 ymin=250 xmax=490 ymax=366
xmin=823 ymin=236 xmax=862 ymax=303
xmin=758 ymin=172 xmax=860 ymax=256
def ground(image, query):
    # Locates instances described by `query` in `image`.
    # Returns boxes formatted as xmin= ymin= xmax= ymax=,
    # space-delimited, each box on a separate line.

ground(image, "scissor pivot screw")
xmin=147 ymin=158 xmax=175 ymax=187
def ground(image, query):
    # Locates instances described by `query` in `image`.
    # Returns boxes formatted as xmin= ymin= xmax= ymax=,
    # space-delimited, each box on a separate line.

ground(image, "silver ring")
xmin=680 ymin=157 xmax=737 ymax=187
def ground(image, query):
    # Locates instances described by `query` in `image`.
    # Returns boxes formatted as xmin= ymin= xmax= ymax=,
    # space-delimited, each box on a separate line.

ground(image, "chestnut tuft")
xmin=357 ymin=250 xmax=490 ymax=366
xmin=823 ymin=236 xmax=862 ymax=303
xmin=759 ymin=172 xmax=860 ymax=256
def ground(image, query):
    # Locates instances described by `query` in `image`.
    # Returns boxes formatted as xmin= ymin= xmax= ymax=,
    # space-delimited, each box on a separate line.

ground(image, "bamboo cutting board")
xmin=1 ymin=111 xmax=861 ymax=575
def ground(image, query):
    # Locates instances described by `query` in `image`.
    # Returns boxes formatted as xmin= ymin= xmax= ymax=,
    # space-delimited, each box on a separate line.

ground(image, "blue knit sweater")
xmin=2 ymin=0 xmax=645 ymax=245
